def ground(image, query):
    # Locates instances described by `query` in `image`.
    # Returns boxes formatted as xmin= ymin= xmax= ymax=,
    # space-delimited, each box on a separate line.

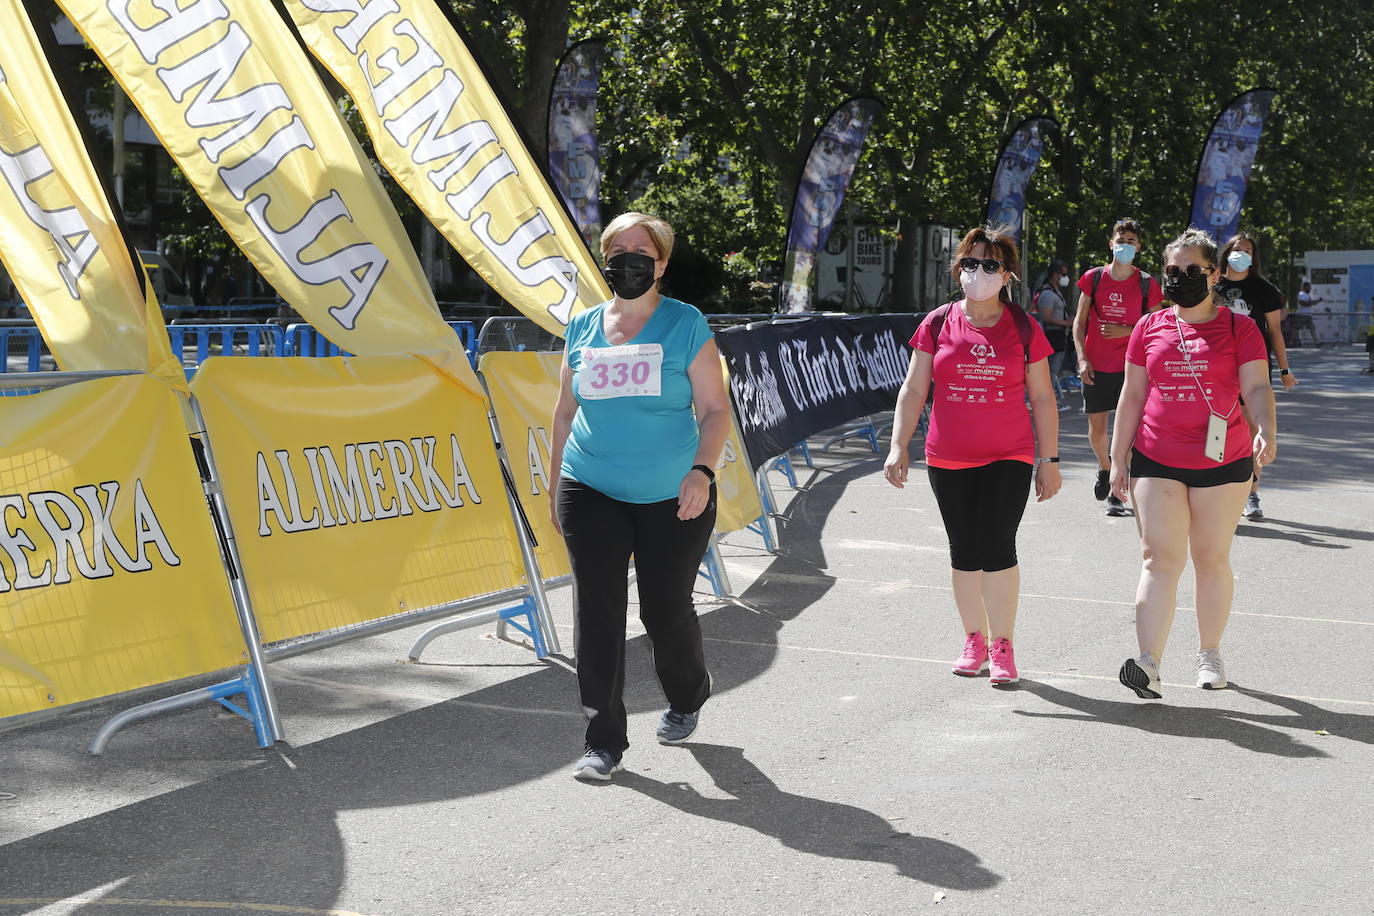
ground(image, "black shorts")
xmin=1129 ymin=448 xmax=1254 ymax=487
xmin=1083 ymin=370 xmax=1125 ymax=414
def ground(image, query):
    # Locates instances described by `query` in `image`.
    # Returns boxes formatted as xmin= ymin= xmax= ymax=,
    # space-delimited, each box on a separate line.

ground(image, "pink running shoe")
xmin=989 ymin=637 xmax=1019 ymax=686
xmin=952 ymin=632 xmax=988 ymax=676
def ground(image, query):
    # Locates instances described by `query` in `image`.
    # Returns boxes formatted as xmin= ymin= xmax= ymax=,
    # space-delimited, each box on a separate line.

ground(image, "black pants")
xmin=927 ymin=460 xmax=1033 ymax=572
xmin=557 ymin=479 xmax=715 ymax=753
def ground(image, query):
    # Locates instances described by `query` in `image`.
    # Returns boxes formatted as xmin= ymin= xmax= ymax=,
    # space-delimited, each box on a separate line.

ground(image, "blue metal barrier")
xmin=0 ymin=326 xmax=44 ymax=373
xmin=168 ymin=324 xmax=287 ymax=377
xmin=285 ymin=321 xmax=478 ymax=365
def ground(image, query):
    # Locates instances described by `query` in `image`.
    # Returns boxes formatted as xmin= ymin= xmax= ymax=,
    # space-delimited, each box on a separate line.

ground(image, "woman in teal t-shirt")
xmin=549 ymin=212 xmax=731 ymax=782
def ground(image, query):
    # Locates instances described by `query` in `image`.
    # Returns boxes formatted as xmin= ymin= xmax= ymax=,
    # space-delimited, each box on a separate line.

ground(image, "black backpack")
xmin=926 ymin=300 xmax=1034 ymax=363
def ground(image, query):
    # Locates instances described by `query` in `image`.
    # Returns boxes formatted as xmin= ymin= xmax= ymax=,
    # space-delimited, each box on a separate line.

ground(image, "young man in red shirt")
xmin=1073 ymin=218 xmax=1164 ymax=516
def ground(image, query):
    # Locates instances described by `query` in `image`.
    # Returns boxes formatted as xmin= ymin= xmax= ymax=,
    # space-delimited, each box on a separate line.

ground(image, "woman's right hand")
xmin=1109 ymin=457 xmax=1130 ymax=503
xmin=883 ymin=446 xmax=910 ymax=488
xmin=548 ymin=475 xmax=563 ymax=535
xmin=1078 ymin=358 xmax=1095 ymax=385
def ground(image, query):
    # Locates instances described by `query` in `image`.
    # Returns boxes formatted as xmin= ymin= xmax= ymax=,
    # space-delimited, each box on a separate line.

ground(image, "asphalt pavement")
xmin=2 ymin=344 xmax=1371 ymax=916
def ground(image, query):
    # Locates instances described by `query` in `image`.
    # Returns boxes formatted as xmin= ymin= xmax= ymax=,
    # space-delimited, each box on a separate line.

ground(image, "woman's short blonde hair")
xmin=600 ymin=212 xmax=675 ymax=263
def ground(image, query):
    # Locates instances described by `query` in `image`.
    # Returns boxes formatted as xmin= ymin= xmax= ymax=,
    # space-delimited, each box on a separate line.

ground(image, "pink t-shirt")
xmin=1125 ymin=307 xmax=1268 ymax=469
xmin=1076 ymin=267 xmax=1165 ymax=372
xmin=912 ymin=301 xmax=1055 ymax=469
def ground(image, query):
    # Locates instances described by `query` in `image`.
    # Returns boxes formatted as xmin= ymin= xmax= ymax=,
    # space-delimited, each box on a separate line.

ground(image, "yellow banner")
xmin=478 ymin=352 xmax=570 ymax=579
xmin=191 ymin=355 xmax=524 ymax=644
xmin=55 ymin=0 xmax=477 ymax=390
xmin=0 ymin=375 xmax=244 ymax=719
xmin=714 ymin=400 xmax=764 ymax=535
xmin=0 ymin=1 xmax=183 ymax=390
xmin=282 ymin=0 xmax=610 ymax=337
xmin=478 ymin=351 xmax=762 ymax=546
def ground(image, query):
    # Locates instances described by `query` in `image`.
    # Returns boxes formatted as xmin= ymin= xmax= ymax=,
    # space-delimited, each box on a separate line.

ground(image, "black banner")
xmin=715 ymin=315 xmax=918 ymax=470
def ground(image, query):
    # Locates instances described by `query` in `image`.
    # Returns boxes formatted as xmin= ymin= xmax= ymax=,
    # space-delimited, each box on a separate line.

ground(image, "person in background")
xmin=1074 ymin=218 xmax=1165 ymax=517
xmin=549 ymin=212 xmax=731 ymax=781
xmin=1032 ymin=260 xmax=1074 ymax=411
xmin=1109 ymin=228 xmax=1275 ymax=699
xmin=884 ymin=225 xmax=1061 ymax=687
xmin=1215 ymin=232 xmax=1297 ymax=520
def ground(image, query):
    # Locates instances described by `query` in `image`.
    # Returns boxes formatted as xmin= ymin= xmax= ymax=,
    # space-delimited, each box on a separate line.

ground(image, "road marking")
xmin=0 ymin=900 xmax=377 ymax=915
xmin=700 ymin=635 xmax=1374 ymax=708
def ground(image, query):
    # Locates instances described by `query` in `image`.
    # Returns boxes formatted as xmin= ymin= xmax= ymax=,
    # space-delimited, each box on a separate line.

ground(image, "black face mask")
xmin=1164 ymin=274 xmax=1212 ymax=309
xmin=603 ymin=252 xmax=657 ymax=299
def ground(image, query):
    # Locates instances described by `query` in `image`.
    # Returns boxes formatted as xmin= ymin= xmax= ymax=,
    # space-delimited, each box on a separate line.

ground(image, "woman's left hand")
xmin=677 ymin=468 xmax=712 ymax=520
xmin=1035 ymin=462 xmax=1062 ymax=502
xmin=1253 ymin=429 xmax=1277 ymax=466
xmin=1281 ymin=371 xmax=1299 ymax=389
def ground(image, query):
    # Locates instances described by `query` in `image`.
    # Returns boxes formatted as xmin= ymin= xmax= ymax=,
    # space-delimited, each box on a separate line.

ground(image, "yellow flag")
xmin=282 ymin=0 xmax=610 ymax=337
xmin=0 ymin=0 xmax=184 ymax=390
xmin=55 ymin=0 xmax=477 ymax=389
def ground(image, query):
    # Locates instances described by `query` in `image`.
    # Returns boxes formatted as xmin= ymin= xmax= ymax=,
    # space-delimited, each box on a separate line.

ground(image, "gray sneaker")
xmin=1106 ymin=495 xmax=1129 ymax=517
xmin=655 ymin=708 xmax=700 ymax=745
xmin=1196 ymin=648 xmax=1228 ymax=690
xmin=572 ymin=748 xmax=623 ymax=781
xmin=1119 ymin=652 xmax=1163 ymax=699
xmin=1243 ymin=495 xmax=1263 ymax=520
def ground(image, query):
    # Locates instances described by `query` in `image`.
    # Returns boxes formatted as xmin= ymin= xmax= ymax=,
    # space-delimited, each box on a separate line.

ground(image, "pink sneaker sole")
xmin=989 ymin=672 xmax=1019 ymax=686
xmin=952 ymin=659 xmax=989 ymax=677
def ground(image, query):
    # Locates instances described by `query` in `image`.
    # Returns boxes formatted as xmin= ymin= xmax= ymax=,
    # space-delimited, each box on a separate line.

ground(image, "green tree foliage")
xmin=29 ymin=0 xmax=1371 ymax=312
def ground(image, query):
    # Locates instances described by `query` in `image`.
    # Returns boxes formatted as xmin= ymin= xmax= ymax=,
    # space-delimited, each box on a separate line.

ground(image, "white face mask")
xmin=960 ymin=268 xmax=1004 ymax=302
xmin=1058 ymin=274 xmax=1070 ymax=287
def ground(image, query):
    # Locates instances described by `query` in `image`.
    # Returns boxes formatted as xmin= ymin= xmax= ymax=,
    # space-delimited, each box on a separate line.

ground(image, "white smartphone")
xmin=1205 ymin=413 xmax=1227 ymax=463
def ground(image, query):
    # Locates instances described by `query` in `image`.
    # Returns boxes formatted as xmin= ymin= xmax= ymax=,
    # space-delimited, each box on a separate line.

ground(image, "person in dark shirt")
xmin=1216 ymin=232 xmax=1296 ymax=520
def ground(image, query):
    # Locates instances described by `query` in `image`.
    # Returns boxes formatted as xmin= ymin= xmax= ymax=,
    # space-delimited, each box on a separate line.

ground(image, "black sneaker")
xmin=1093 ymin=469 xmax=1110 ymax=501
xmin=1105 ymin=495 xmax=1129 ymax=516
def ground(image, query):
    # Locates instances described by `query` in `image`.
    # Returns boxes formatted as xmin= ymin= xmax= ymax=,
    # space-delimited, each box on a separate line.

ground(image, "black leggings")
xmin=927 ymin=460 xmax=1033 ymax=572
xmin=556 ymin=479 xmax=715 ymax=753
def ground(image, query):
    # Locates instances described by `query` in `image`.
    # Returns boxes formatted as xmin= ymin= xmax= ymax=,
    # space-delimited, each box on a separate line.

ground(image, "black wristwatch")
xmin=1280 ymin=368 xmax=1291 ymax=376
xmin=1035 ymin=456 xmax=1060 ymax=464
xmin=691 ymin=464 xmax=716 ymax=481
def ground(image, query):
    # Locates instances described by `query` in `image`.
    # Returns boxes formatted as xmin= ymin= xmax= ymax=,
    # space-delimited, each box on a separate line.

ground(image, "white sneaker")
xmin=1119 ymin=652 xmax=1162 ymax=699
xmin=1243 ymin=495 xmax=1263 ymax=520
xmin=1196 ymin=648 xmax=1228 ymax=690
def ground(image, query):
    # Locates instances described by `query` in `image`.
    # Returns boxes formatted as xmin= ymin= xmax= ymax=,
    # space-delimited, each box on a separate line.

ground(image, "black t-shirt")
xmin=1215 ymin=274 xmax=1282 ymax=354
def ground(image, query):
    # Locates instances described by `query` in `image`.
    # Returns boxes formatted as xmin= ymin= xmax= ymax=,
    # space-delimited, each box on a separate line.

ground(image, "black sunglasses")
xmin=1164 ymin=264 xmax=1215 ymax=281
xmin=959 ymin=257 xmax=1005 ymax=274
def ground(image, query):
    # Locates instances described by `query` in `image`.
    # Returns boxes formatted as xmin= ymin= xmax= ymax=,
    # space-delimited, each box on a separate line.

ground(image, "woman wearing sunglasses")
xmin=885 ymin=225 xmax=1061 ymax=686
xmin=1109 ymin=228 xmax=1276 ymax=698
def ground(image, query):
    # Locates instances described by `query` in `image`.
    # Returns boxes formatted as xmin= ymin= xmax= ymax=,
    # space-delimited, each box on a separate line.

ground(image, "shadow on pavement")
xmin=0 ymin=457 xmax=904 ymax=913
xmin=617 ymin=743 xmax=1000 ymax=890
xmin=1229 ymin=685 xmax=1374 ymax=746
xmin=1235 ymin=522 xmax=1351 ymax=549
xmin=1011 ymin=680 xmax=1331 ymax=758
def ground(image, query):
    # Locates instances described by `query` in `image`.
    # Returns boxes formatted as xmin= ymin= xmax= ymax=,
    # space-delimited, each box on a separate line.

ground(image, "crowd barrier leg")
xmin=696 ymin=535 xmax=733 ymax=597
xmin=820 ymin=416 xmax=880 ymax=453
xmin=407 ymin=590 xmax=562 ymax=662
xmin=795 ymin=439 xmax=814 ymax=468
xmin=88 ymin=666 xmax=271 ymax=755
xmin=768 ymin=452 xmax=798 ymax=488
